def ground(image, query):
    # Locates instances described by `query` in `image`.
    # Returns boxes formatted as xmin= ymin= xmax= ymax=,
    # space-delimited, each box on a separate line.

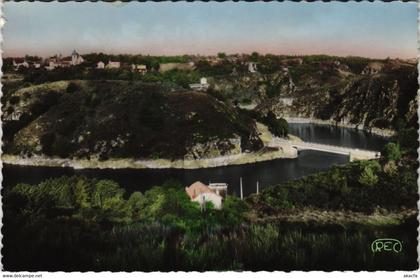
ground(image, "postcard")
xmin=1 ymin=1 xmax=418 ymax=273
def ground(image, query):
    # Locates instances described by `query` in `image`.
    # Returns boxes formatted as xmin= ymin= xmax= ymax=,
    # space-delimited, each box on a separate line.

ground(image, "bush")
xmin=263 ymin=112 xmax=288 ymax=137
xmin=383 ymin=142 xmax=402 ymax=161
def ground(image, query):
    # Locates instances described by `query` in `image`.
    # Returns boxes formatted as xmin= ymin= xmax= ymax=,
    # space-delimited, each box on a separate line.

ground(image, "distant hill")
xmin=2 ymin=80 xmax=262 ymax=160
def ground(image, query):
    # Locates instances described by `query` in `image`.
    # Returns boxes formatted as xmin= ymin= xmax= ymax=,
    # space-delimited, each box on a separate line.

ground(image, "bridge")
xmin=289 ymin=141 xmax=381 ymax=161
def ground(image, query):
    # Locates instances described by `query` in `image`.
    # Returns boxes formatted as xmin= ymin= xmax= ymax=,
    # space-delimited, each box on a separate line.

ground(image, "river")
xmin=2 ymin=123 xmax=388 ymax=197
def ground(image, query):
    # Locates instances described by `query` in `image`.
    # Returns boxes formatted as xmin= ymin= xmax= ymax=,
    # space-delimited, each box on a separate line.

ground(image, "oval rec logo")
xmin=371 ymin=238 xmax=402 ymax=253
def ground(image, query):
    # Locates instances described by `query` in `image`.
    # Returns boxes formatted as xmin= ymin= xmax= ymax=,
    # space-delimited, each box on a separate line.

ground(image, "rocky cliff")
xmin=209 ymin=57 xmax=418 ymax=130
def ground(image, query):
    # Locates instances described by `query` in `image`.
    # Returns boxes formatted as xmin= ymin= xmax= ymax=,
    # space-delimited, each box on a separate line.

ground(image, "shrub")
xmin=263 ymin=112 xmax=288 ymax=137
xmin=383 ymin=142 xmax=402 ymax=161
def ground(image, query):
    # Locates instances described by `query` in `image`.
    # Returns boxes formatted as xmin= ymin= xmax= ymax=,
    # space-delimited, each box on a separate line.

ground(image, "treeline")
xmin=9 ymin=52 xmax=386 ymax=85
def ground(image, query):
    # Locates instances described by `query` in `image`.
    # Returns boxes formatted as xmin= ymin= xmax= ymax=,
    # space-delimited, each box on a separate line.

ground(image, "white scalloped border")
xmin=0 ymin=1 xmax=418 ymax=277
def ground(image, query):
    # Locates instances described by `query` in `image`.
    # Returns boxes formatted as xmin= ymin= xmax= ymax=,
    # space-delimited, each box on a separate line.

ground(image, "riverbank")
xmin=1 ymin=147 xmax=297 ymax=170
xmin=2 ymin=131 xmax=300 ymax=170
xmin=284 ymin=117 xmax=396 ymax=138
xmin=2 ymin=122 xmax=302 ymax=170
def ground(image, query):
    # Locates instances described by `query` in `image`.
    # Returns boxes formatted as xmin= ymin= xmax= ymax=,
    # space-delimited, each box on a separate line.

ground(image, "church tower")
xmin=71 ymin=50 xmax=82 ymax=65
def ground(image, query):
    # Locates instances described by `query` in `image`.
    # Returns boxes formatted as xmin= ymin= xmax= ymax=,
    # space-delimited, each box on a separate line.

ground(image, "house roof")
xmin=13 ymin=58 xmax=26 ymax=63
xmin=185 ymin=181 xmax=215 ymax=200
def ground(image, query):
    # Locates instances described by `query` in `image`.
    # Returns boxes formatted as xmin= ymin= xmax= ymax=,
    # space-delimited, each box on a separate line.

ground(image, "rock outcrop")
xmin=209 ymin=57 xmax=418 ymax=131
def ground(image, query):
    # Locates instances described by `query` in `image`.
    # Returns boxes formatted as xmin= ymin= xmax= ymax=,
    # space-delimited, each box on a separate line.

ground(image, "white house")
xmin=132 ymin=64 xmax=147 ymax=74
xmin=107 ymin=61 xmax=121 ymax=69
xmin=189 ymin=77 xmax=209 ymax=91
xmin=97 ymin=61 xmax=105 ymax=69
xmin=45 ymin=60 xmax=57 ymax=71
xmin=45 ymin=55 xmax=61 ymax=70
xmin=185 ymin=181 xmax=223 ymax=210
xmin=196 ymin=192 xmax=222 ymax=210
xmin=45 ymin=63 xmax=55 ymax=71
xmin=248 ymin=62 xmax=258 ymax=73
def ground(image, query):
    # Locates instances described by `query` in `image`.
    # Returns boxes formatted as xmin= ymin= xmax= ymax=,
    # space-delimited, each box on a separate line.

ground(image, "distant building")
xmin=131 ymin=64 xmax=147 ymax=74
xmin=7 ymin=111 xmax=23 ymax=121
xmin=45 ymin=61 xmax=56 ymax=71
xmin=207 ymin=57 xmax=221 ymax=65
xmin=44 ymin=50 xmax=84 ymax=70
xmin=280 ymin=58 xmax=303 ymax=66
xmin=107 ymin=61 xmax=121 ymax=69
xmin=71 ymin=50 xmax=84 ymax=66
xmin=60 ymin=57 xmax=73 ymax=67
xmin=189 ymin=77 xmax=209 ymax=91
xmin=12 ymin=58 xmax=29 ymax=70
xmin=227 ymin=56 xmax=239 ymax=63
xmin=45 ymin=55 xmax=67 ymax=70
xmin=361 ymin=62 xmax=384 ymax=75
xmin=185 ymin=181 xmax=224 ymax=210
xmin=248 ymin=62 xmax=258 ymax=73
xmin=97 ymin=61 xmax=105 ymax=69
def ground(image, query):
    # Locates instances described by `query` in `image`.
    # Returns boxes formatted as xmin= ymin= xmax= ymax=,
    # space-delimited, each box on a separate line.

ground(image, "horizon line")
xmin=4 ymin=51 xmax=416 ymax=61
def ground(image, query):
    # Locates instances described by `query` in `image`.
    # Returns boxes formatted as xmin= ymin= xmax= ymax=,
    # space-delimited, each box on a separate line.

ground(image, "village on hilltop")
xmin=9 ymin=50 xmax=267 ymax=91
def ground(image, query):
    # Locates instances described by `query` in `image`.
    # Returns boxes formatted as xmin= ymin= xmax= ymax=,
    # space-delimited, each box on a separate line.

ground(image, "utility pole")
xmin=256 ymin=181 xmax=259 ymax=195
xmin=240 ymin=177 xmax=243 ymax=200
